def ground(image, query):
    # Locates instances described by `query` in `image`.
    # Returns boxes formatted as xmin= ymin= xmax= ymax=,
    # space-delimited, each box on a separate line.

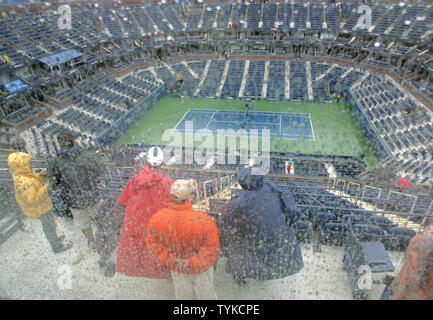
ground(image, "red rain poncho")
xmin=116 ymin=165 xmax=174 ymax=278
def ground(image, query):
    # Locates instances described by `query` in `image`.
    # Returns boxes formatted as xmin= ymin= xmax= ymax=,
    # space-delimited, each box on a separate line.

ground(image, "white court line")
xmin=189 ymin=109 xmax=310 ymax=118
xmin=281 ymin=135 xmax=315 ymax=141
xmin=280 ymin=113 xmax=314 ymax=140
xmin=204 ymin=111 xmax=216 ymax=131
xmin=280 ymin=115 xmax=282 ymax=136
xmin=185 ymin=109 xmax=219 ymax=113
xmin=174 ymin=109 xmax=216 ymax=133
xmin=214 ymin=120 xmax=280 ymax=126
xmin=308 ymin=113 xmax=316 ymax=141
xmin=173 ymin=108 xmax=191 ymax=131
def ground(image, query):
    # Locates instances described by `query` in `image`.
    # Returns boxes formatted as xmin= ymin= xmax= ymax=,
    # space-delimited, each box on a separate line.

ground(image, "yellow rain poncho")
xmin=8 ymin=152 xmax=52 ymax=218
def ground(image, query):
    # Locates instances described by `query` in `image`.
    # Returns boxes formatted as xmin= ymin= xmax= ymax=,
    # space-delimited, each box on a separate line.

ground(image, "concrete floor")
xmin=0 ymin=215 xmax=406 ymax=300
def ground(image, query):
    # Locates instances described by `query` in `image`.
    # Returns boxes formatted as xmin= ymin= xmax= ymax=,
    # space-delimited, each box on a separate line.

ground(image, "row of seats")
xmin=56 ymin=107 xmax=111 ymax=136
xmin=280 ymin=181 xmax=418 ymax=251
xmin=4 ymin=106 xmax=39 ymax=124
xmin=244 ymin=60 xmax=265 ymax=97
xmin=74 ymin=94 xmax=126 ymax=122
xmin=198 ymin=60 xmax=226 ymax=97
xmin=178 ymin=59 xmax=365 ymax=101
xmin=0 ymin=2 xmax=431 ymax=65
xmin=290 ymin=61 xmax=308 ymax=101
xmin=221 ymin=60 xmax=245 ymax=98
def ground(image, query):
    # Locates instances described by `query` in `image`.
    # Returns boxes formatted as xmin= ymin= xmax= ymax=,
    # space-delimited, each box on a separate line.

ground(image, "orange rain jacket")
xmin=146 ymin=202 xmax=220 ymax=274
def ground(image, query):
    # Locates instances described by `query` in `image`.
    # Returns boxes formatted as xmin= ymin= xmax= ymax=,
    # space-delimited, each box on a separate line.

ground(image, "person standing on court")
xmin=47 ymin=131 xmax=106 ymax=249
xmin=146 ymin=179 xmax=220 ymax=299
xmin=116 ymin=147 xmax=174 ymax=278
xmin=8 ymin=152 xmax=72 ymax=253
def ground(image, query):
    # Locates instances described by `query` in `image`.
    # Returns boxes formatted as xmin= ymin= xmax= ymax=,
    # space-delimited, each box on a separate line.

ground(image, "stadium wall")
xmin=345 ymin=89 xmax=391 ymax=160
xmin=95 ymin=84 xmax=167 ymax=147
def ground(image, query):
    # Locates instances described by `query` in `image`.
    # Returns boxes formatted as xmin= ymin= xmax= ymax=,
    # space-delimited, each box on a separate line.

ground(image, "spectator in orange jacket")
xmin=146 ymin=179 xmax=220 ymax=300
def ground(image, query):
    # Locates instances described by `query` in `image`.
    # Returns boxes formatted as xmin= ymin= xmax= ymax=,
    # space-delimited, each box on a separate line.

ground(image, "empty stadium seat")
xmin=384 ymin=227 xmax=417 ymax=252
xmin=368 ymin=216 xmax=398 ymax=232
xmin=319 ymin=222 xmax=349 ymax=246
xmin=343 ymin=224 xmax=394 ymax=300
xmin=293 ymin=220 xmax=312 ymax=244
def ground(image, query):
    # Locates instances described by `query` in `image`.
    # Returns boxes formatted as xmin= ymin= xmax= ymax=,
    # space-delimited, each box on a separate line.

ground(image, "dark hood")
xmin=57 ymin=146 xmax=82 ymax=160
xmin=237 ymin=166 xmax=264 ymax=191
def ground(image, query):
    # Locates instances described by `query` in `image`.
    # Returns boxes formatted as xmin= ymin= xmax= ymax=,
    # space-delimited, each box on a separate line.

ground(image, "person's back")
xmin=224 ymin=186 xmax=285 ymax=245
xmin=8 ymin=152 xmax=52 ymax=218
xmin=48 ymin=131 xmax=105 ymax=248
xmin=48 ymin=145 xmax=105 ymax=210
xmin=146 ymin=179 xmax=220 ymax=299
xmin=8 ymin=152 xmax=71 ymax=253
xmin=116 ymin=147 xmax=173 ymax=278
xmin=119 ymin=165 xmax=173 ymax=227
xmin=219 ymin=167 xmax=303 ymax=282
xmin=147 ymin=201 xmax=219 ymax=275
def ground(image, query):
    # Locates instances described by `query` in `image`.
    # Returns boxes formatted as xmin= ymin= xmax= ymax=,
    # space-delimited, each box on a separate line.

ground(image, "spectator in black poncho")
xmin=218 ymin=166 xmax=304 ymax=285
xmin=47 ymin=132 xmax=106 ymax=253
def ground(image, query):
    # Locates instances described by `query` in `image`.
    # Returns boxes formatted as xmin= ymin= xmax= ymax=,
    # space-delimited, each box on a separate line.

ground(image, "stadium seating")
xmin=215 ymin=3 xmax=231 ymax=29
xmin=4 ymin=106 xmax=40 ymax=124
xmin=350 ymin=73 xmax=433 ymax=183
xmin=186 ymin=3 xmax=203 ymax=30
xmin=309 ymin=3 xmax=324 ymax=30
xmin=244 ymin=60 xmax=265 ymax=98
xmin=0 ymin=1 xmax=431 ymax=195
xmin=160 ymin=4 xmax=185 ymax=31
xmin=290 ymin=61 xmax=308 ymax=101
xmin=294 ymin=3 xmax=307 ymax=30
xmin=266 ymin=61 xmax=285 ymax=100
xmin=221 ymin=60 xmax=245 ymax=98
xmin=343 ymin=223 xmax=395 ymax=300
xmin=247 ymin=3 xmax=261 ymax=30
xmin=231 ymin=3 xmax=247 ymax=28
xmin=198 ymin=60 xmax=226 ymax=97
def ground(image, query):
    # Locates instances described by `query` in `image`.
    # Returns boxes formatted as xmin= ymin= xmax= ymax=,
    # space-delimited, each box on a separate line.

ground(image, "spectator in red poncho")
xmin=146 ymin=179 xmax=220 ymax=299
xmin=287 ymin=159 xmax=294 ymax=175
xmin=116 ymin=146 xmax=174 ymax=278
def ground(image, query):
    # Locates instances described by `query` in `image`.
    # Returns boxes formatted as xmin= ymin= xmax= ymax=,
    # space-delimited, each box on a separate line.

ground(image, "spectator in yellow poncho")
xmin=8 ymin=152 xmax=71 ymax=253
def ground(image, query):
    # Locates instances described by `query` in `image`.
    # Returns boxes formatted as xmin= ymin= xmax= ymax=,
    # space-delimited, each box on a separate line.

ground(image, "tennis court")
xmin=174 ymin=109 xmax=315 ymax=140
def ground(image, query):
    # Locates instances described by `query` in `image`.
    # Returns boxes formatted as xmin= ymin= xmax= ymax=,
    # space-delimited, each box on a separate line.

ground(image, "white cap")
xmin=146 ymin=146 xmax=164 ymax=167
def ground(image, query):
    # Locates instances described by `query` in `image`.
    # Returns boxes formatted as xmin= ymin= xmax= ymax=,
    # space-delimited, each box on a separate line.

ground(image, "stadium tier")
xmin=0 ymin=1 xmax=432 ymax=301
xmin=0 ymin=1 xmax=430 ymax=180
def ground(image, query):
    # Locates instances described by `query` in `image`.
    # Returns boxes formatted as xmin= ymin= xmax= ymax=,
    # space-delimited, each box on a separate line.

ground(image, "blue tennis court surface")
xmin=174 ymin=109 xmax=314 ymax=140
